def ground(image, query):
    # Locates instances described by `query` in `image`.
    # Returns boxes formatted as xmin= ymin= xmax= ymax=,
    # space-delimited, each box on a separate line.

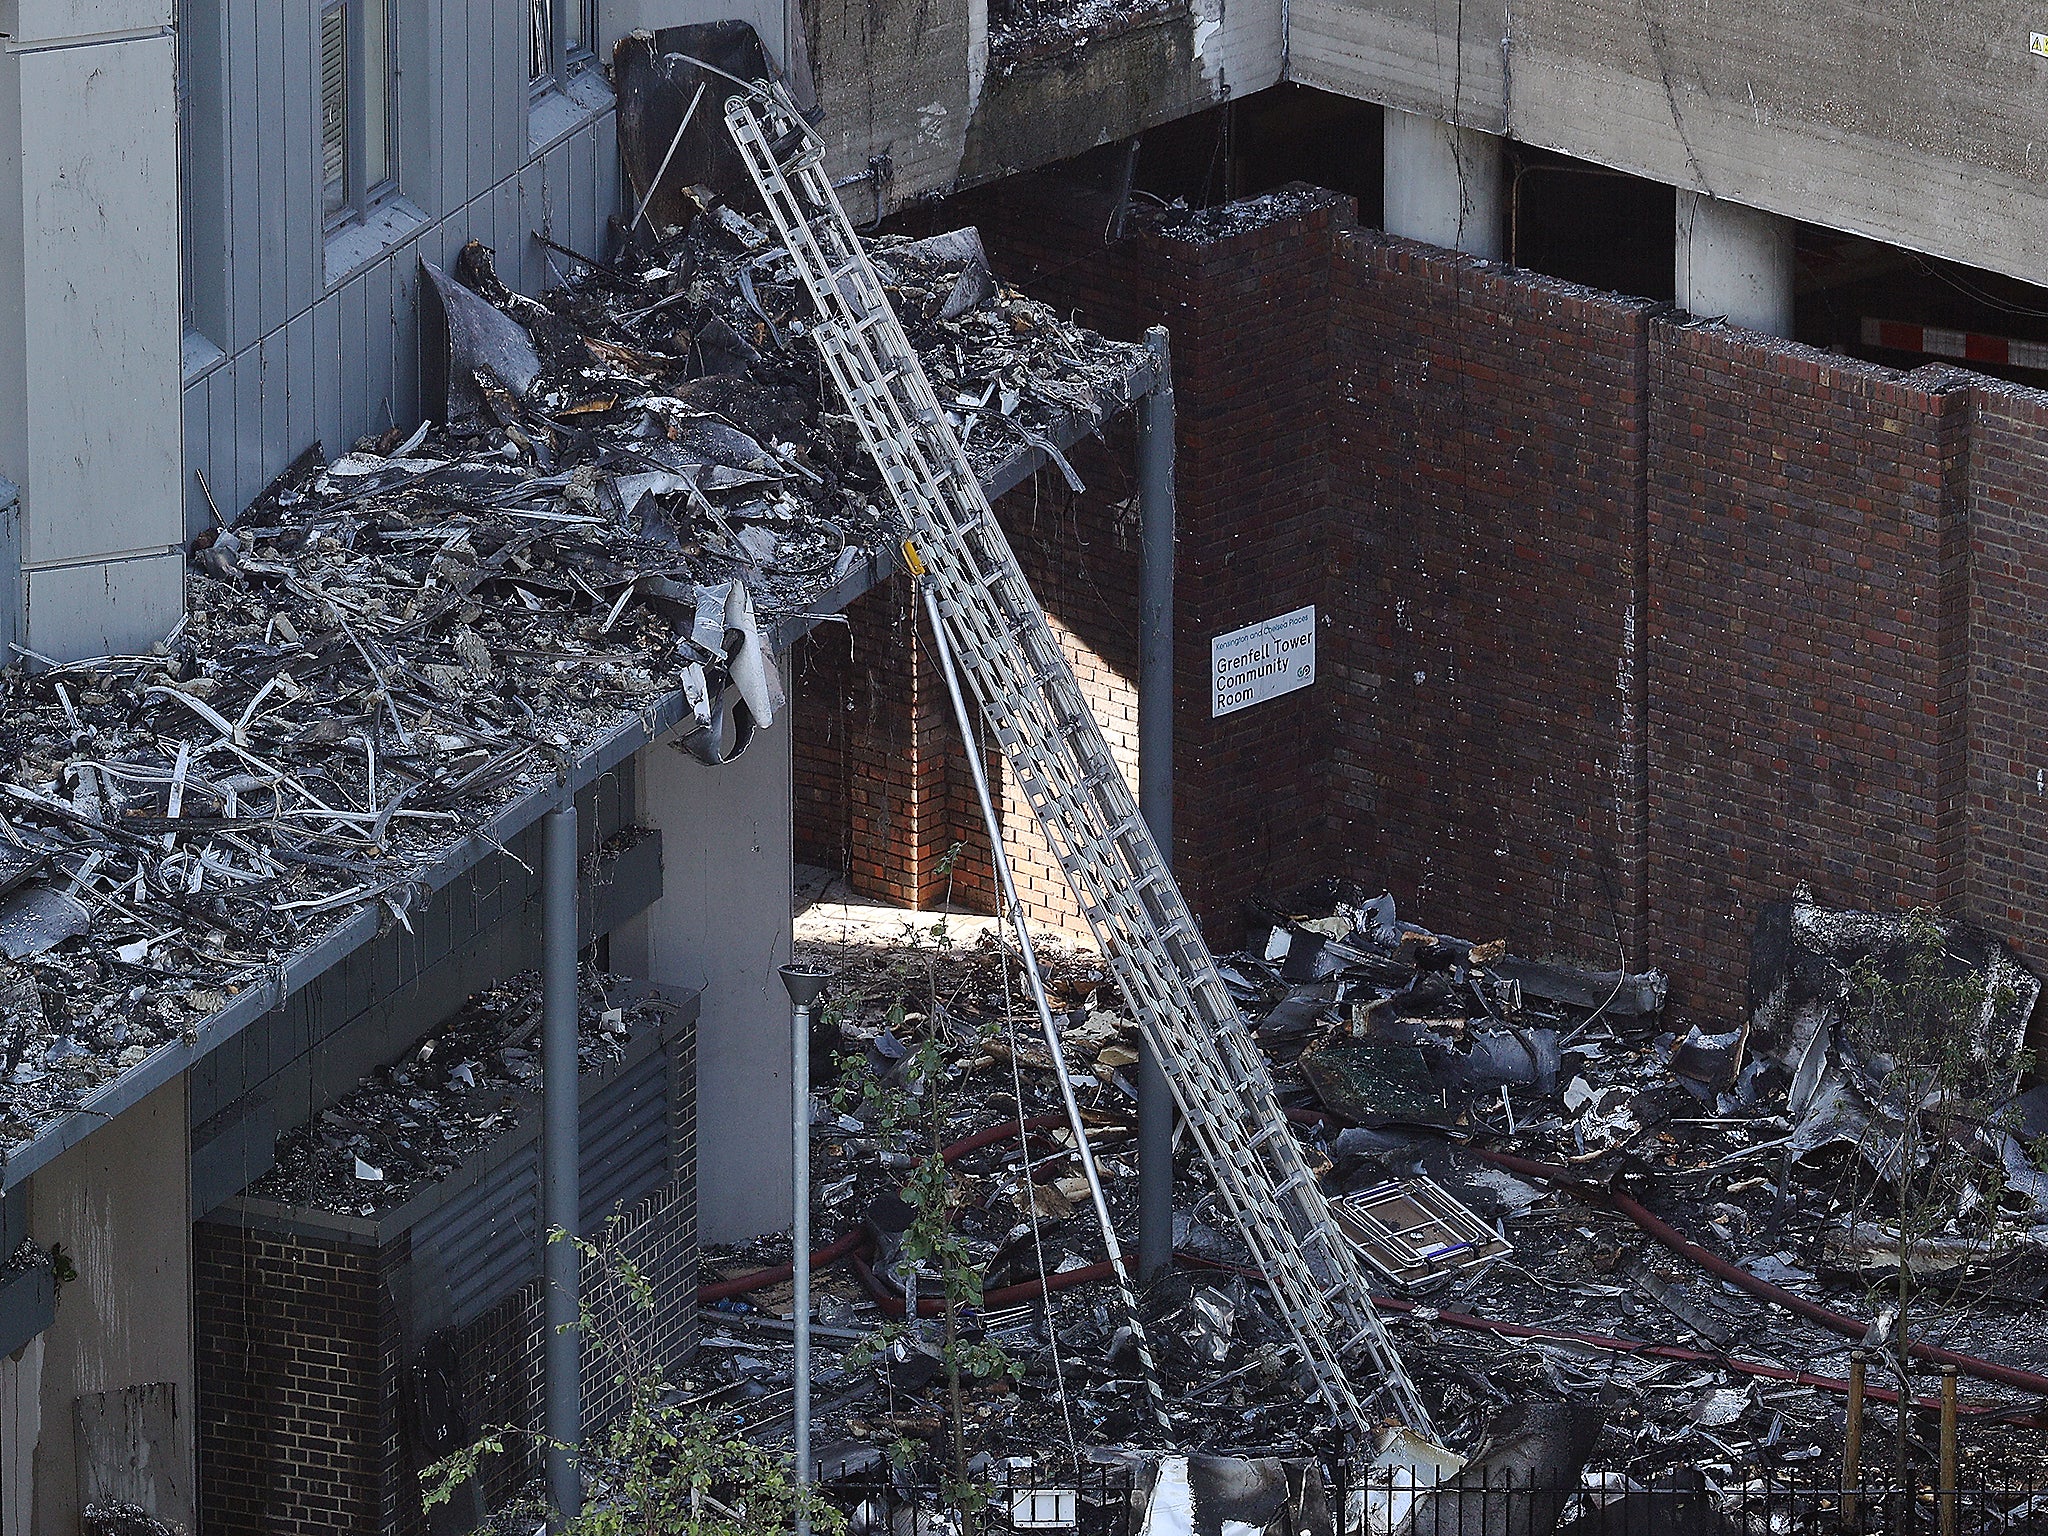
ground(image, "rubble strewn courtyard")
xmin=689 ymin=881 xmax=2048 ymax=1528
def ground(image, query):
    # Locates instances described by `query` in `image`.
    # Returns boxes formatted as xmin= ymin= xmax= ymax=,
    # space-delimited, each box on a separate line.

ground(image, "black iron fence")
xmin=822 ymin=1461 xmax=2048 ymax=1536
xmin=826 ymin=1463 xmax=1135 ymax=1536
xmin=1329 ymin=1466 xmax=2048 ymax=1535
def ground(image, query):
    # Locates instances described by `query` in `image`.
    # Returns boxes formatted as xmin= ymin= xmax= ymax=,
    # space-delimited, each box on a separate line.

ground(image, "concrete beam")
xmin=1675 ymin=192 xmax=1796 ymax=338
xmin=1289 ymin=0 xmax=2048 ymax=293
xmin=1383 ymin=108 xmax=1504 ymax=260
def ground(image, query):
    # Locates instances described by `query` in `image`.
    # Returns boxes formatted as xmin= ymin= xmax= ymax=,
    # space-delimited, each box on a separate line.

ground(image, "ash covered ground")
xmin=694 ymin=890 xmax=2048 ymax=1496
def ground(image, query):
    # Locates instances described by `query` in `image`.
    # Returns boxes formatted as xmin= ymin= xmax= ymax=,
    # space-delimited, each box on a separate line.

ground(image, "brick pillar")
xmin=965 ymin=183 xmax=1353 ymax=950
xmin=834 ymin=573 xmax=997 ymax=912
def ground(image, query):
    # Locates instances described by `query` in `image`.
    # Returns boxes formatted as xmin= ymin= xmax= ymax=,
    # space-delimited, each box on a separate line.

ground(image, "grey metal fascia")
xmin=0 ymin=365 xmax=1158 ymax=1191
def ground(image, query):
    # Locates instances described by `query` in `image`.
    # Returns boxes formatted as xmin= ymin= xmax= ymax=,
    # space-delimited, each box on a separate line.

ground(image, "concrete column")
xmin=1382 ymin=108 xmax=1505 ymax=260
xmin=621 ymin=672 xmax=795 ymax=1243
xmin=0 ymin=3 xmax=186 ymax=660
xmin=26 ymin=1075 xmax=194 ymax=1536
xmin=1675 ymin=191 xmax=1797 ymax=338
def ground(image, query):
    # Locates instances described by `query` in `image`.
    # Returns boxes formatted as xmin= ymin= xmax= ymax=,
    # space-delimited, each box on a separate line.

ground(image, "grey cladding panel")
xmin=283 ymin=0 xmax=318 ymax=320
xmin=414 ymin=1140 xmax=542 ymax=1328
xmin=252 ymin=0 xmax=287 ymax=340
xmin=181 ymin=0 xmax=622 ymax=521
xmin=0 ymin=480 xmax=18 ymax=662
xmin=439 ymin=0 xmax=472 ymax=213
xmin=225 ymin=0 xmax=262 ymax=353
xmin=468 ymin=0 xmax=502 ymax=198
xmin=580 ymin=1046 xmax=672 ymax=1231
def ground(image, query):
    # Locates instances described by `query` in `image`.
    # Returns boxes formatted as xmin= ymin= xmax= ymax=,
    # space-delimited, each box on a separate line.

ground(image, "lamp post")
xmin=778 ymin=962 xmax=831 ymax=1531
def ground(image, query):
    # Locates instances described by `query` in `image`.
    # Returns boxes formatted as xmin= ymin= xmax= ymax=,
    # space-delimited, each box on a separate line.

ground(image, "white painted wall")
xmin=620 ymin=689 xmax=797 ymax=1244
xmin=24 ymin=1075 xmax=193 ymax=1536
xmin=0 ymin=3 xmax=185 ymax=660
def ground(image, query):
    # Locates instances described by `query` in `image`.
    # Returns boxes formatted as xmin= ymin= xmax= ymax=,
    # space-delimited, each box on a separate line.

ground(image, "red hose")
xmin=846 ymin=1243 xmax=1119 ymax=1318
xmin=1280 ymin=1106 xmax=2048 ymax=1402
xmin=708 ymin=1100 xmax=2048 ymax=1411
xmin=1171 ymin=1252 xmax=2047 ymax=1425
xmin=699 ymin=1228 xmax=870 ymax=1303
xmin=1467 ymin=1146 xmax=2048 ymax=1401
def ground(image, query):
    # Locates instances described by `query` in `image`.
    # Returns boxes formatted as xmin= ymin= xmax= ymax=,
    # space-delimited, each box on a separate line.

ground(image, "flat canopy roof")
xmin=0 ymin=218 xmax=1161 ymax=1190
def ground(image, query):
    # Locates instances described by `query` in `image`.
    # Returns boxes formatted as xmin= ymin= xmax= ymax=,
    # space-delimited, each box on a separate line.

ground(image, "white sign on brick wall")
xmin=1211 ymin=606 xmax=1316 ymax=718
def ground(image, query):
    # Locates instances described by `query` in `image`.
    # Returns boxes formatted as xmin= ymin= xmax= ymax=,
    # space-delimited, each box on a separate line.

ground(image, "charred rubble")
xmin=0 ymin=198 xmax=1145 ymax=1159
xmin=250 ymin=968 xmax=680 ymax=1217
xmin=697 ymin=886 xmax=2048 ymax=1521
xmin=986 ymin=0 xmax=1186 ymax=74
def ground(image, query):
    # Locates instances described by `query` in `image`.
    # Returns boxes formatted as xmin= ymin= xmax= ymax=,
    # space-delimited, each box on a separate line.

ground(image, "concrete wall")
xmin=23 ymin=1075 xmax=194 ymax=1536
xmin=800 ymin=0 xmax=1280 ymax=209
xmin=1288 ymin=0 xmax=2048 ymax=290
xmin=619 ymin=689 xmax=795 ymax=1245
xmin=0 ymin=2 xmax=185 ymax=659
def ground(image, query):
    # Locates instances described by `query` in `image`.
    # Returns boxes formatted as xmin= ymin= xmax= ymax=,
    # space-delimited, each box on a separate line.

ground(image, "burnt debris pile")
xmin=250 ymin=968 xmax=677 ymax=1217
xmin=702 ymin=885 xmax=2048 ymax=1513
xmin=0 ymin=201 xmax=1144 ymax=1156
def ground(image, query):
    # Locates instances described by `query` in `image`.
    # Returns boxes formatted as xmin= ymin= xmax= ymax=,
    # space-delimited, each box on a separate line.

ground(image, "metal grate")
xmin=412 ymin=1039 xmax=676 ymax=1329
xmin=318 ymin=6 xmax=348 ymax=218
xmin=417 ymin=1142 xmax=542 ymax=1329
xmin=1330 ymin=1180 xmax=1513 ymax=1288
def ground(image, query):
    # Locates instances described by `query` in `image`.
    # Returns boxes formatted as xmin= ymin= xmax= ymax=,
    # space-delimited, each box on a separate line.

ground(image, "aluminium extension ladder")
xmin=725 ymin=84 xmax=1432 ymax=1444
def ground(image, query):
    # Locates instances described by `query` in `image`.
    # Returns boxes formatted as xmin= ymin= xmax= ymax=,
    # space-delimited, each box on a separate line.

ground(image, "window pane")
xmin=363 ymin=0 xmax=391 ymax=190
xmin=565 ymin=0 xmax=588 ymax=54
xmin=529 ymin=0 xmax=552 ymax=82
xmin=320 ymin=6 xmax=348 ymax=217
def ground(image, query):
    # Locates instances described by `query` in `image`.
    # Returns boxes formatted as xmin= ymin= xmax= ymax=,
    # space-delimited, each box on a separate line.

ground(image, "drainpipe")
xmin=542 ymin=802 xmax=581 ymax=1523
xmin=1136 ymin=326 xmax=1176 ymax=1282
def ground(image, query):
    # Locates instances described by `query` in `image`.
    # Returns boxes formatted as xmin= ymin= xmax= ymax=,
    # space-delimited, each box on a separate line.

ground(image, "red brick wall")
xmin=1965 ymin=381 xmax=2048 ymax=966
xmin=1644 ymin=326 xmax=1972 ymax=1022
xmin=795 ymin=179 xmax=2048 ymax=1029
xmin=1326 ymin=233 xmax=1656 ymax=970
xmin=195 ymin=1225 xmax=395 ymax=1536
xmin=790 ymin=572 xmax=1000 ymax=914
xmin=1326 ymin=235 xmax=1983 ymax=1024
xmin=196 ymin=1178 xmax=696 ymax=1536
xmin=795 ymin=181 xmax=1353 ymax=949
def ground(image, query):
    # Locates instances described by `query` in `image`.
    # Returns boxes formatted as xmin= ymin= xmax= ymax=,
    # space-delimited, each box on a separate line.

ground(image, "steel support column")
xmin=542 ymin=803 xmax=581 ymax=1522
xmin=1137 ymin=326 xmax=1176 ymax=1283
